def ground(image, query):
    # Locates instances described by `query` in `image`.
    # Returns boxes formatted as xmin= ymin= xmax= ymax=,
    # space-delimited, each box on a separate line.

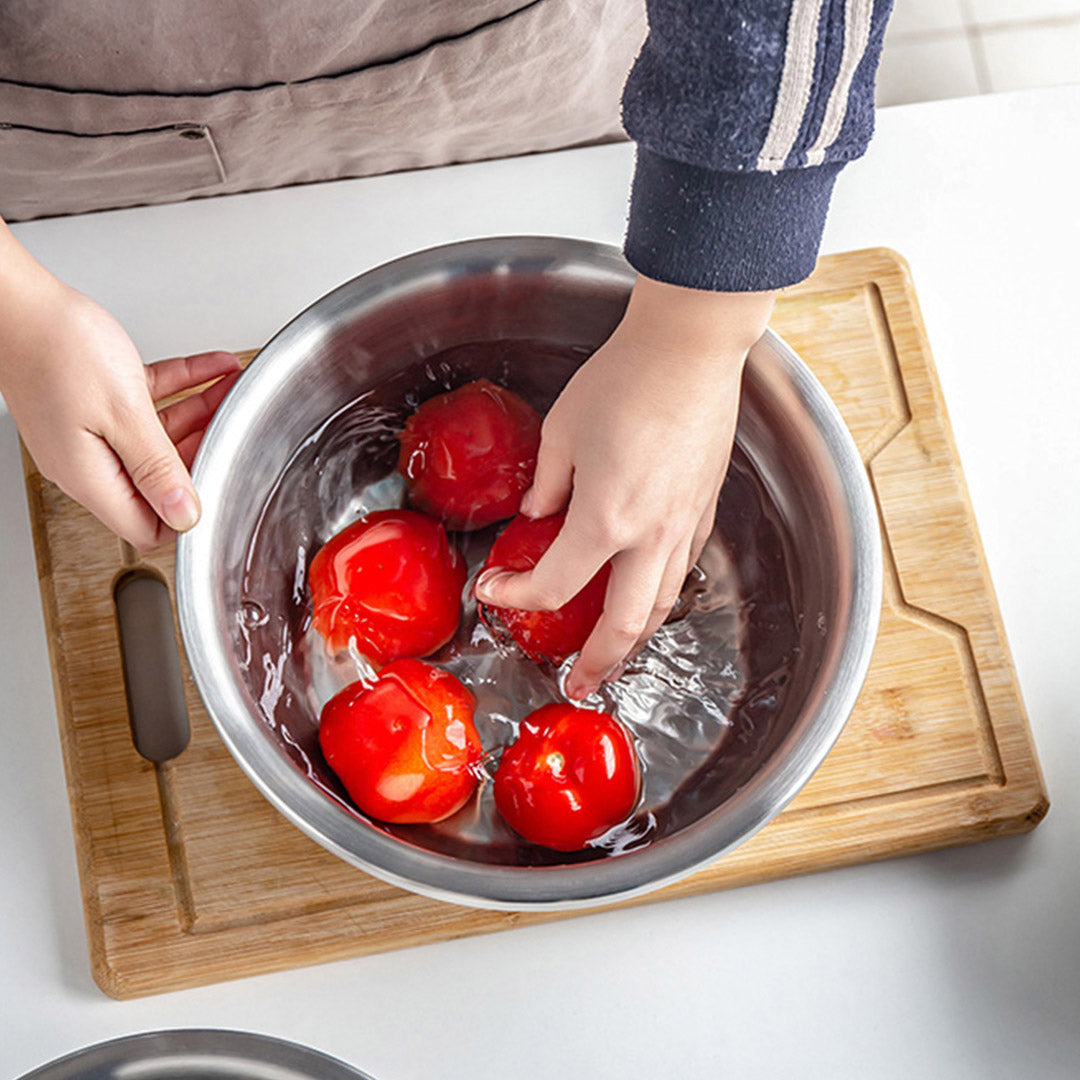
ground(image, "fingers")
xmin=689 ymin=491 xmax=720 ymax=571
xmin=626 ymin=496 xmax=719 ymax=662
xmin=145 ymin=350 xmax=240 ymax=403
xmin=176 ymin=428 xmax=208 ymax=472
xmin=633 ymin=542 xmax=693 ymax=654
xmin=519 ymin=436 xmax=572 ymax=519
xmin=157 ymin=369 xmax=240 ymax=446
xmin=562 ymin=495 xmax=719 ymax=698
xmin=60 ymin=432 xmax=169 ymax=551
xmin=108 ymin=357 xmax=240 ymax=538
xmin=106 ymin=394 xmax=201 ymax=535
xmin=475 ymin=502 xmax=613 ymax=613
xmin=566 ymin=549 xmax=667 ymax=700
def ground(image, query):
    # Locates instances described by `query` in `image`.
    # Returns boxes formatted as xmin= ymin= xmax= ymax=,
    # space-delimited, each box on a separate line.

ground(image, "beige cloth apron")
xmin=0 ymin=0 xmax=646 ymax=221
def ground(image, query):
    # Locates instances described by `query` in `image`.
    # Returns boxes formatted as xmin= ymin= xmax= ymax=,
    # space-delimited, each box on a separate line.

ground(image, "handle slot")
xmin=114 ymin=571 xmax=191 ymax=762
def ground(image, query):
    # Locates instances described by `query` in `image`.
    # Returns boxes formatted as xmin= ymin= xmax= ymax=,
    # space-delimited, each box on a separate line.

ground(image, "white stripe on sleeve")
xmin=756 ymin=0 xmax=825 ymax=172
xmin=804 ymin=0 xmax=875 ymax=167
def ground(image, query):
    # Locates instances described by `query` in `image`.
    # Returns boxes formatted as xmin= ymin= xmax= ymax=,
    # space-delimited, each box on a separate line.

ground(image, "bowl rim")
xmin=177 ymin=235 xmax=883 ymax=911
xmin=16 ymin=1029 xmax=373 ymax=1080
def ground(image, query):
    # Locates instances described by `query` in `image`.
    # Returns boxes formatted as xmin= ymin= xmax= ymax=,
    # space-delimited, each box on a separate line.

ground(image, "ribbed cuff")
xmin=625 ymin=148 xmax=843 ymax=292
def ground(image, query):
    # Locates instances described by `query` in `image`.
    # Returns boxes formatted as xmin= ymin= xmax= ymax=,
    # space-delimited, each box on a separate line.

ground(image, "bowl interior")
xmin=180 ymin=237 xmax=875 ymax=908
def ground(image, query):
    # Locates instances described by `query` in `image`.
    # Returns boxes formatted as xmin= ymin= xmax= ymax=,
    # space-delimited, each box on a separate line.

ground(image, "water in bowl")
xmin=238 ymin=341 xmax=801 ymax=866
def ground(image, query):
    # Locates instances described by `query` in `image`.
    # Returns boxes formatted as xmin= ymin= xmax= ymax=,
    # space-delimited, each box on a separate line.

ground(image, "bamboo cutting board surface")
xmin=22 ymin=247 xmax=1048 ymax=999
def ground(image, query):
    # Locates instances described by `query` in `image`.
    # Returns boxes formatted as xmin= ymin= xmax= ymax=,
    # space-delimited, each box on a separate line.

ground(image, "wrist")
xmin=616 ymin=275 xmax=776 ymax=367
xmin=0 ymin=221 xmax=70 ymax=375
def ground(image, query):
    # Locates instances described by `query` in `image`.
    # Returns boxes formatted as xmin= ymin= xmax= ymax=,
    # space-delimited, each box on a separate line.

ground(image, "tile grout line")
xmin=887 ymin=27 xmax=975 ymax=46
xmin=966 ymin=30 xmax=995 ymax=95
xmin=888 ymin=11 xmax=1080 ymax=45
xmin=960 ymin=0 xmax=996 ymax=95
xmin=966 ymin=11 xmax=1080 ymax=36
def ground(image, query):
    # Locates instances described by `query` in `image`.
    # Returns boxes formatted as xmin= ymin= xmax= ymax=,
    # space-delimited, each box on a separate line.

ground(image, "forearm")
xmin=0 ymin=216 xmax=45 ymax=298
xmin=0 ymin=217 xmax=64 ymax=373
xmin=617 ymin=274 xmax=776 ymax=368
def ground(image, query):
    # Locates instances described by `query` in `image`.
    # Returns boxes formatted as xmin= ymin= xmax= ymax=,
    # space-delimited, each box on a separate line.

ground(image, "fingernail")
xmin=566 ymin=680 xmax=595 ymax=702
xmin=474 ymin=569 xmax=503 ymax=603
xmin=161 ymin=487 xmax=200 ymax=532
xmin=519 ymin=489 xmax=535 ymax=517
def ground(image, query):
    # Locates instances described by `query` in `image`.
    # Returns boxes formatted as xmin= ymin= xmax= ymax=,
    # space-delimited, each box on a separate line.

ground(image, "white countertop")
xmin=2 ymin=86 xmax=1078 ymax=1079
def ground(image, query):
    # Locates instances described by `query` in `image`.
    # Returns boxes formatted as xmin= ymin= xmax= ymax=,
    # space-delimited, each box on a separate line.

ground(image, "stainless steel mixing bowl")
xmin=176 ymin=236 xmax=882 ymax=910
xmin=17 ymin=1030 xmax=374 ymax=1080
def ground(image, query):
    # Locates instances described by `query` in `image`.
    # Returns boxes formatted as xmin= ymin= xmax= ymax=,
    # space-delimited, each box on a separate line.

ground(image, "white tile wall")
xmin=965 ymin=0 xmax=1080 ymax=26
xmin=887 ymin=0 xmax=966 ymax=37
xmin=877 ymin=0 xmax=1080 ymax=105
xmin=876 ymin=34 xmax=982 ymax=106
xmin=978 ymin=18 xmax=1080 ymax=91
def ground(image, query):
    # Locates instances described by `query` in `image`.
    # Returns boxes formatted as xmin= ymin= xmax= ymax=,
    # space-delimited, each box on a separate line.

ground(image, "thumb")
xmin=519 ymin=436 xmax=572 ymax=519
xmin=108 ymin=398 xmax=201 ymax=532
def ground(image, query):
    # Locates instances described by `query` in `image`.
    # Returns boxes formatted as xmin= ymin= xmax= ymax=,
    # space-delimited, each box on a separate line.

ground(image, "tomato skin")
xmin=397 ymin=379 xmax=541 ymax=531
xmin=478 ymin=512 xmax=610 ymax=664
xmin=308 ymin=509 xmax=465 ymax=664
xmin=494 ymin=703 xmax=640 ymax=851
xmin=318 ymin=659 xmax=483 ymax=824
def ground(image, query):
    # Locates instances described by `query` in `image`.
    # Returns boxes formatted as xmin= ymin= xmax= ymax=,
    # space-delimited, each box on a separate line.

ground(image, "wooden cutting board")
xmin=22 ymin=247 xmax=1048 ymax=999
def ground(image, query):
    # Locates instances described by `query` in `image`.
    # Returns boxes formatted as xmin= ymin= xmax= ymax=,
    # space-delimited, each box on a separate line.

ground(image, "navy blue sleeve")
xmin=622 ymin=0 xmax=893 ymax=292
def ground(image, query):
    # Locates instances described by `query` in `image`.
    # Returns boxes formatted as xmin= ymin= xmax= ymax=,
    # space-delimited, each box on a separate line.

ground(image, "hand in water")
xmin=0 ymin=221 xmax=239 ymax=550
xmin=475 ymin=275 xmax=775 ymax=699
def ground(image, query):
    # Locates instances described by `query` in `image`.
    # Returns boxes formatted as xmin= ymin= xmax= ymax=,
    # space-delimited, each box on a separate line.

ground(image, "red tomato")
xmin=494 ymin=703 xmax=640 ymax=850
xmin=309 ymin=509 xmax=465 ymax=664
xmin=397 ymin=378 xmax=541 ymax=531
xmin=318 ymin=659 xmax=483 ymax=824
xmin=478 ymin=512 xmax=610 ymax=664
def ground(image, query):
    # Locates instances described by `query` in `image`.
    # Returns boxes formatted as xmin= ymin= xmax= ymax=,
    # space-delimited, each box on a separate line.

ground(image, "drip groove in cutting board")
xmin=22 ymin=247 xmax=1047 ymax=998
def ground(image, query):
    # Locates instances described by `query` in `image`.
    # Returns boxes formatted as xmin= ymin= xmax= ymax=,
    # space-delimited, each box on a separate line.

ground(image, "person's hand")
xmin=475 ymin=274 xmax=775 ymax=699
xmin=0 ymin=219 xmax=240 ymax=550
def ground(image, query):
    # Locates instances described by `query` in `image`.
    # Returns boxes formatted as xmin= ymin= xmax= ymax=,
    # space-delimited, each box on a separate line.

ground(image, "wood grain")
xmin=22 ymin=247 xmax=1048 ymax=998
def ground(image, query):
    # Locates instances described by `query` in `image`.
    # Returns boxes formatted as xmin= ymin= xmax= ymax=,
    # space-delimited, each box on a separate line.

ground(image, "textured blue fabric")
xmin=622 ymin=0 xmax=795 ymax=174
xmin=622 ymin=0 xmax=893 ymax=291
xmin=626 ymin=148 xmax=842 ymax=291
xmin=833 ymin=4 xmax=893 ymax=163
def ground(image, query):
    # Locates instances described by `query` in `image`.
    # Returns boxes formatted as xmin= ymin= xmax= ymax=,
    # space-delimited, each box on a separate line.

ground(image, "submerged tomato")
xmin=478 ymin=512 xmax=610 ymax=664
xmin=494 ymin=703 xmax=640 ymax=851
xmin=308 ymin=508 xmax=465 ymax=664
xmin=397 ymin=378 xmax=541 ymax=531
xmin=318 ymin=659 xmax=483 ymax=824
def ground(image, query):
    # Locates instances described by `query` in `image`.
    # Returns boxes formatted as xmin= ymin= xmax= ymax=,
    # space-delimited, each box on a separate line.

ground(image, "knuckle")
xmin=607 ymin=619 xmax=644 ymax=646
xmin=127 ymin=449 xmax=178 ymax=493
xmin=651 ymin=520 xmax=677 ymax=548
xmin=591 ymin=511 xmax=633 ymax=550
